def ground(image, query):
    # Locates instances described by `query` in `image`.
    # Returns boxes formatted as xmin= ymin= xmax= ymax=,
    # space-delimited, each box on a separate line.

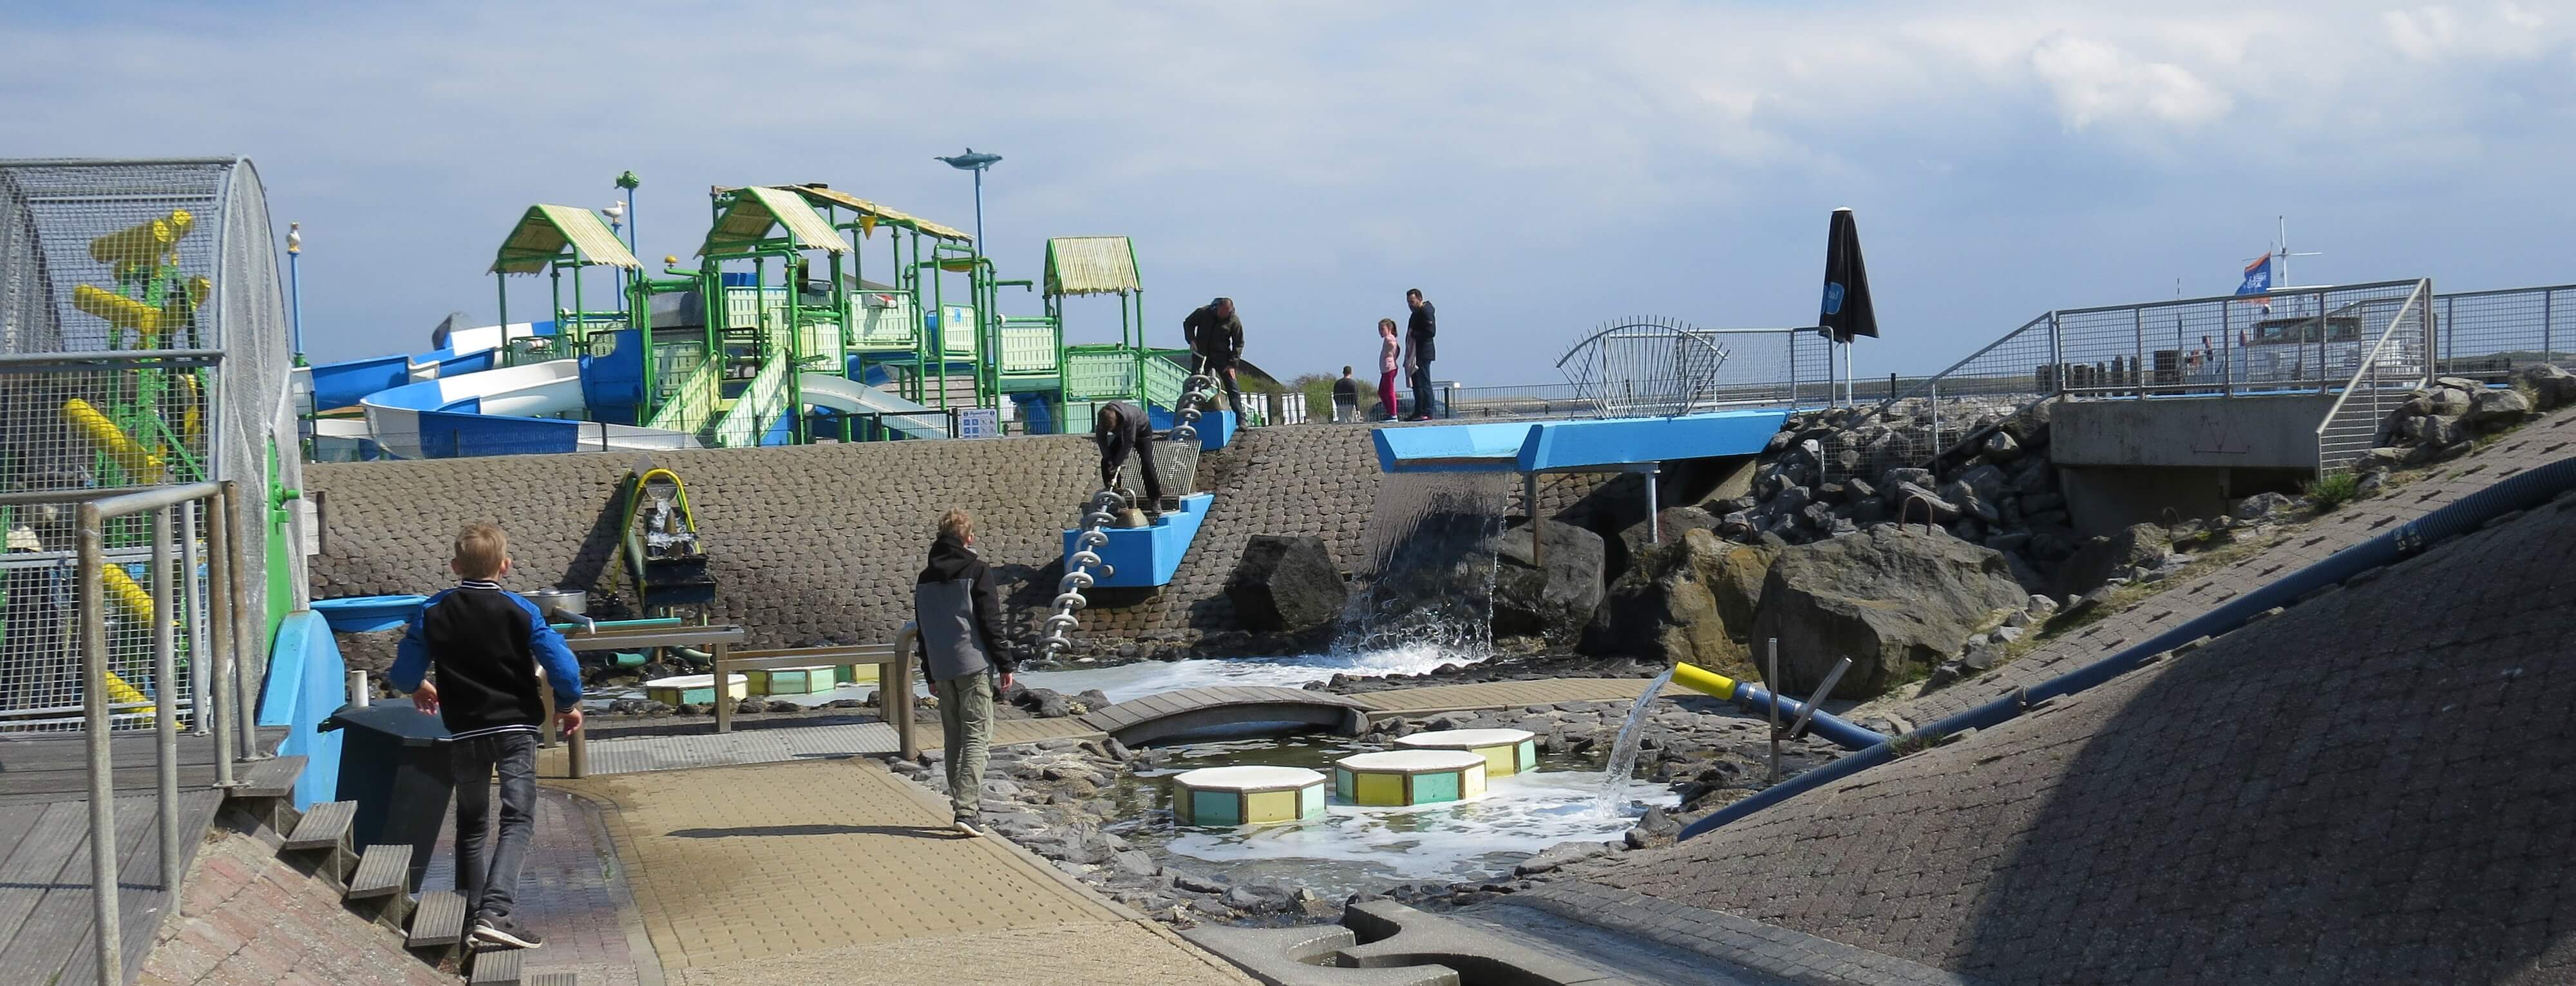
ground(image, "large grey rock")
xmin=1689 ymin=529 xmax=1776 ymax=635
xmin=2467 ymin=386 xmax=2533 ymax=429
xmin=2513 ymin=363 xmax=2576 ymax=410
xmin=1578 ymin=536 xmax=1743 ymax=668
xmin=1225 ymin=535 xmax=1347 ymax=632
xmin=2427 ymin=383 xmax=2474 ymax=417
xmin=2053 ymin=522 xmax=2174 ymax=599
xmin=1750 ymin=526 xmax=2029 ymax=699
xmin=2230 ymin=491 xmax=2297 ymax=521
xmin=1957 ymin=463 xmax=2011 ymax=506
xmin=1490 ymin=520 xmax=1607 ymax=644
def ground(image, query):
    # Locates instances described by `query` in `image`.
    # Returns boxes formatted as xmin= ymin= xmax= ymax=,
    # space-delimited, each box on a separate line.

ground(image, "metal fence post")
xmin=223 ymin=482 xmax=260 ymax=762
xmin=207 ymin=489 xmax=236 ymax=790
xmin=2545 ymin=290 xmax=2556 ymax=365
xmin=2443 ymin=295 xmax=2456 ymax=376
xmin=153 ymin=507 xmax=180 ymax=888
xmin=2133 ymin=307 xmax=2146 ymax=399
xmin=76 ymin=504 xmax=124 ymax=986
xmin=180 ymin=502 xmax=206 ymax=737
xmin=2048 ymin=312 xmax=2064 ymax=397
xmin=2316 ymin=290 xmax=2330 ymax=393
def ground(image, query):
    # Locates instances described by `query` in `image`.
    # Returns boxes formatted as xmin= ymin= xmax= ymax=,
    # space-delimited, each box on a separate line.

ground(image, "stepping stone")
xmin=1392 ymin=728 xmax=1538 ymax=777
xmin=347 ymin=844 xmax=412 ymax=900
xmin=282 ymin=801 xmax=356 ymax=851
xmin=1170 ymin=766 xmax=1327 ymax=826
xmin=408 ymin=890 xmax=468 ymax=948
xmin=1333 ymin=750 xmax=1487 ymax=806
xmin=466 ymin=947 xmax=521 ymax=985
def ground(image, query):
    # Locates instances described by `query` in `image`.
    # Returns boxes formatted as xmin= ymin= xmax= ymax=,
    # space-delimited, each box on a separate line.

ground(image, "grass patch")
xmin=2304 ymin=472 xmax=2361 ymax=513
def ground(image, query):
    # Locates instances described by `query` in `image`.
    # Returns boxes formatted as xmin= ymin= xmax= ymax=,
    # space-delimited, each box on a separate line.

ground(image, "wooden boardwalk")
xmin=1076 ymin=686 xmax=1370 ymax=746
xmin=0 ymin=789 xmax=223 ymax=986
xmin=0 ymin=729 xmax=283 ymax=807
xmin=1350 ymin=677 xmax=1685 ymax=716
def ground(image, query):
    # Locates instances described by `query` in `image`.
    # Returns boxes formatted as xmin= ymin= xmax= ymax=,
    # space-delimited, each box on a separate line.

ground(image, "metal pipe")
xmin=181 ymin=501 xmax=205 ymax=736
xmin=1681 ymin=453 xmax=2576 ymax=841
xmin=207 ymin=487 xmax=236 ymax=789
xmin=153 ymin=506 xmax=180 ymax=887
xmin=1669 ymin=661 xmax=1883 ymax=751
xmin=77 ymin=504 xmax=124 ymax=985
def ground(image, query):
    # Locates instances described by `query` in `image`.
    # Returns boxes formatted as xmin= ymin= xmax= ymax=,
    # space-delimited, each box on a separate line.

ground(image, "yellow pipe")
xmin=95 ymin=565 xmax=162 ymax=715
xmin=178 ymin=373 xmax=203 ymax=448
xmin=1672 ymin=661 xmax=1746 ymax=703
xmin=72 ymin=284 xmax=167 ymax=336
xmin=89 ymin=209 xmax=193 ymax=269
xmin=62 ymin=398 xmax=166 ymax=483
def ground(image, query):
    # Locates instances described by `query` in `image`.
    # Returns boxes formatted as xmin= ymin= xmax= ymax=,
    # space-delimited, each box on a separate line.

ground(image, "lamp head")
xmin=935 ymin=147 xmax=1003 ymax=171
xmin=286 ymin=222 xmax=301 ymax=254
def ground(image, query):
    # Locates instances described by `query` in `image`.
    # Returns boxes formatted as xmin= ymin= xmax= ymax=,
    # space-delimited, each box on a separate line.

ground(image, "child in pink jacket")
xmin=1377 ymin=318 xmax=1403 ymax=420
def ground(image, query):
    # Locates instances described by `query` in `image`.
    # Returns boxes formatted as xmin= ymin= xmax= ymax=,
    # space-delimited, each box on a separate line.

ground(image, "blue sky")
xmin=5 ymin=1 xmax=2572 ymax=384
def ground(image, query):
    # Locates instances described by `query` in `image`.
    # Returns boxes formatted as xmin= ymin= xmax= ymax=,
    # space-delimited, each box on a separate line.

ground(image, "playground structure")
xmin=303 ymin=181 xmax=1218 ymax=460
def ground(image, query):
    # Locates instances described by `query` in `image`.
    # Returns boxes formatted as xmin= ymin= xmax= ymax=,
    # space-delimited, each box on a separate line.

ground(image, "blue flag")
xmin=2235 ymin=253 xmax=2272 ymax=298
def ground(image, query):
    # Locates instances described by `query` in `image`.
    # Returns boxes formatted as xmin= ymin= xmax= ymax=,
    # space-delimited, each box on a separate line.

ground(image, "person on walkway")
xmin=1093 ymin=401 xmax=1162 ymax=513
xmin=912 ymin=508 xmax=1017 ymax=837
xmin=1182 ymin=296 xmax=1247 ymax=422
xmin=1332 ymin=365 xmax=1360 ymax=422
xmin=1404 ymin=289 xmax=1439 ymax=420
xmin=389 ymin=522 xmax=582 ymax=951
xmin=1376 ymin=318 xmax=1403 ymax=420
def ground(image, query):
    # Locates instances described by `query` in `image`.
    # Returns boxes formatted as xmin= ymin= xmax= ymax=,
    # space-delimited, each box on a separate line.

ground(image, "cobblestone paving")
xmin=423 ymin=788 xmax=657 ymax=986
xmin=554 ymin=757 xmax=1245 ymax=979
xmin=1877 ymin=407 xmax=2576 ymax=726
xmin=1554 ymin=484 xmax=2576 ymax=985
xmin=665 ymin=922 xmax=1256 ymax=986
xmin=136 ymin=828 xmax=452 ymax=986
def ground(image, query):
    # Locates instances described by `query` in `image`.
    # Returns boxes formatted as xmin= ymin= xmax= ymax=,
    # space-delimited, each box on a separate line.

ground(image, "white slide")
xmin=797 ymin=373 xmax=951 ymax=440
xmin=362 ymin=359 xmax=703 ymax=458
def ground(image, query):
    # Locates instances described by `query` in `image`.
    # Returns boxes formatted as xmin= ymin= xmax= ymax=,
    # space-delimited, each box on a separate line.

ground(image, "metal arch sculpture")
xmin=1554 ymin=316 xmax=1732 ymax=419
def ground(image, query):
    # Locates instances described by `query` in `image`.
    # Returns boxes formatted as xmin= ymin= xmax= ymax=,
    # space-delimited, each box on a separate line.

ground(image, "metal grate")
xmin=1555 ymin=317 xmax=1732 ymax=418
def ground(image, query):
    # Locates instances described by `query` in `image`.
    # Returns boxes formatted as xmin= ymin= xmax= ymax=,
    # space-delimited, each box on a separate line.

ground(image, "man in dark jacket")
xmin=1092 ymin=401 xmax=1162 ymax=512
xmin=389 ymin=522 xmax=582 ymax=950
xmin=1404 ymin=288 xmax=1438 ymax=420
xmin=1181 ymin=297 xmax=1247 ymax=422
xmin=912 ymin=509 xmax=1017 ymax=836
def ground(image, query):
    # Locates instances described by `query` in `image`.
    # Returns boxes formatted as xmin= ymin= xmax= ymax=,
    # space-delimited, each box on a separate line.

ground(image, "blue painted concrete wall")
xmin=255 ymin=611 xmax=346 ymax=810
xmin=1065 ymin=492 xmax=1213 ymax=587
xmin=1374 ymin=410 xmax=1788 ymax=474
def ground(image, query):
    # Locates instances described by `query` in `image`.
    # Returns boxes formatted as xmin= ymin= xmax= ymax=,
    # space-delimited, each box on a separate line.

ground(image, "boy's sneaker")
xmin=952 ymin=817 xmax=987 ymax=838
xmin=471 ymin=913 xmax=545 ymax=950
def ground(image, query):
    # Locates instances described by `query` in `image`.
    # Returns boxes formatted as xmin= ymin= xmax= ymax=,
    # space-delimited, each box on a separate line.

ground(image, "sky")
xmin=5 ymin=1 xmax=2573 ymax=386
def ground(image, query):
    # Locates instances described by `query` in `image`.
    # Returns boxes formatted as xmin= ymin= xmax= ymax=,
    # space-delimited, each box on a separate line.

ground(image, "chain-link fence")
xmin=2317 ymin=281 xmax=2436 ymax=474
xmin=2 ymin=158 xmax=296 ymax=730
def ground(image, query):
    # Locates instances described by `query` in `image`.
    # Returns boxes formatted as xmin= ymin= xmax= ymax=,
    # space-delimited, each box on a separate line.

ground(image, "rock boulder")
xmin=2052 ymin=522 xmax=2174 ymax=599
xmin=1579 ymin=538 xmax=1744 ymax=670
xmin=1224 ymin=535 xmax=1347 ymax=632
xmin=1750 ymin=525 xmax=2028 ymax=699
xmin=1490 ymin=520 xmax=1608 ymax=643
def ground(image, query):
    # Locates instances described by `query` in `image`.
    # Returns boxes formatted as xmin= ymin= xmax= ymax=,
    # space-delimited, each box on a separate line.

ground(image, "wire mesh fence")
xmin=2318 ymin=283 xmax=2435 ymax=474
xmin=3 ymin=158 xmax=295 ymax=730
xmin=2434 ymin=284 xmax=2575 ymax=381
xmin=1556 ymin=318 xmax=1732 ymax=418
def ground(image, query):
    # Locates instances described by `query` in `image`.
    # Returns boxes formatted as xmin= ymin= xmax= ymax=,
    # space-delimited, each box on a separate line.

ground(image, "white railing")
xmin=2316 ymin=279 xmax=2436 ymax=473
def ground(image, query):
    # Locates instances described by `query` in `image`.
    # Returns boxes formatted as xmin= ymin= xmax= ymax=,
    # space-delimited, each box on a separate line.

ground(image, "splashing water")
xmin=1592 ymin=665 xmax=1680 ymax=817
xmin=1332 ymin=473 xmax=1512 ymax=661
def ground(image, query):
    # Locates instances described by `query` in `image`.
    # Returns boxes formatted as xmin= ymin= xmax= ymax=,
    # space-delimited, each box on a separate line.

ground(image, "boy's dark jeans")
xmin=451 ymin=731 xmax=538 ymax=920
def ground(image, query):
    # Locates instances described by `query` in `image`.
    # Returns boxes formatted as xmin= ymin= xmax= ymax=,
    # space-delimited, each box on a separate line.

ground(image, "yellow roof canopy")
xmin=745 ymin=183 xmax=976 ymax=245
xmin=489 ymin=205 xmax=641 ymax=275
xmin=1045 ymin=236 xmax=1141 ymax=296
xmin=699 ymin=185 xmax=853 ymax=257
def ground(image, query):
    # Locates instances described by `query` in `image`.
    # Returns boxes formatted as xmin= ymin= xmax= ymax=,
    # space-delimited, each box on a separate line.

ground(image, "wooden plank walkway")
xmin=1351 ymin=677 xmax=1685 ymax=716
xmin=0 ymin=788 xmax=223 ymax=986
xmin=0 ymin=728 xmax=285 ymax=806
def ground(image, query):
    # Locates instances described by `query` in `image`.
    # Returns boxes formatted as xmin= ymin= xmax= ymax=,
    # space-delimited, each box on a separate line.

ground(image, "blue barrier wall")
xmin=1065 ymin=492 xmax=1213 ymax=587
xmin=256 ymin=611 xmax=347 ymax=810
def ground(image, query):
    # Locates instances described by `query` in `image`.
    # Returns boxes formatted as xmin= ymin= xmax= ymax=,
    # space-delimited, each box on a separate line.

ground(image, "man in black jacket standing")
xmin=1404 ymin=288 xmax=1439 ymax=420
xmin=1182 ymin=297 xmax=1247 ymax=423
xmin=913 ymin=509 xmax=1017 ymax=837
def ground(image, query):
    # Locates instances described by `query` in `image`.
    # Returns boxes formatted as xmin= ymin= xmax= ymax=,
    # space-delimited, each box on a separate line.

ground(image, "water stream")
xmin=1591 ymin=665 xmax=1680 ymax=817
xmin=1331 ymin=473 xmax=1513 ymax=660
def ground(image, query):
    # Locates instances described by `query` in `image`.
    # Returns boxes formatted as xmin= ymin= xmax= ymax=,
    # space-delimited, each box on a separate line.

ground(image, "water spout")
xmin=1593 ymin=665 xmax=1679 ymax=817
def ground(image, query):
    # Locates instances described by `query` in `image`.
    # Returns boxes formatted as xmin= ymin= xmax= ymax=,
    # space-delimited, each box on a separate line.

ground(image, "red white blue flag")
xmin=2234 ymin=253 xmax=2273 ymax=307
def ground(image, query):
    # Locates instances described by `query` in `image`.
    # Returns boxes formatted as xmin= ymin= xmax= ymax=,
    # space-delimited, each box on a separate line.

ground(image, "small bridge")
xmin=1077 ymin=686 xmax=1371 ymax=746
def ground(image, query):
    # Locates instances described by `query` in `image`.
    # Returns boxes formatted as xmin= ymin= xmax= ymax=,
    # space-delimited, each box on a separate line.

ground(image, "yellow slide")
xmin=89 ymin=209 xmax=193 ymax=271
xmin=97 ymin=560 xmax=162 ymax=716
xmin=72 ymin=284 xmax=169 ymax=337
xmin=62 ymin=398 xmax=166 ymax=484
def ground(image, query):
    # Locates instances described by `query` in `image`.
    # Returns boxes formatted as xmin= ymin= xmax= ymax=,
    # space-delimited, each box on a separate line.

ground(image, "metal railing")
xmin=1445 ymin=326 xmax=1835 ymax=422
xmin=9 ymin=479 xmax=252 ymax=986
xmin=2317 ymin=280 xmax=2436 ymax=473
xmin=2434 ymin=283 xmax=2574 ymax=380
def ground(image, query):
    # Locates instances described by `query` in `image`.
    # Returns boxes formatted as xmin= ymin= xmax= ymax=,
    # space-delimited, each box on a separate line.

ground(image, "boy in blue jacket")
xmin=387 ymin=522 xmax=582 ymax=951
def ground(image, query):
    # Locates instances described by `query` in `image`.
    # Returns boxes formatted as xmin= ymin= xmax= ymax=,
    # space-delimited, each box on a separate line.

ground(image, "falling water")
xmin=1332 ymin=473 xmax=1512 ymax=661
xmin=1593 ymin=665 xmax=1680 ymax=817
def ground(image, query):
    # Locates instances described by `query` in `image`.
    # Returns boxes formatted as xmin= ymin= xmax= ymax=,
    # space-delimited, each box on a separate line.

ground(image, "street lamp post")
xmin=934 ymin=148 xmax=1003 ymax=254
xmin=285 ymin=222 xmax=305 ymax=366
xmin=604 ymin=199 xmax=628 ymax=314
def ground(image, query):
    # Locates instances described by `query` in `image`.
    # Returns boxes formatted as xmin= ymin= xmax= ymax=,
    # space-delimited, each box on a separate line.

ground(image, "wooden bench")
xmin=712 ymin=622 xmax=920 ymax=761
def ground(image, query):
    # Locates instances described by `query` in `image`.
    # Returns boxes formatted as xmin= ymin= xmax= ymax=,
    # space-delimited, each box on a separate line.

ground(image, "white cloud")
xmin=2029 ymin=34 xmax=2233 ymax=130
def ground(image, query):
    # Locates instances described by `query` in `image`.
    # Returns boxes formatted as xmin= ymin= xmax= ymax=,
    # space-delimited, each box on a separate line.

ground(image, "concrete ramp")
xmin=1078 ymin=685 xmax=1371 ymax=746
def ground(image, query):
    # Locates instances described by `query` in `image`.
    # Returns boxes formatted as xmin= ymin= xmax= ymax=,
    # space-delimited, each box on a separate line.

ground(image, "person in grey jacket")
xmin=911 ymin=509 xmax=1017 ymax=836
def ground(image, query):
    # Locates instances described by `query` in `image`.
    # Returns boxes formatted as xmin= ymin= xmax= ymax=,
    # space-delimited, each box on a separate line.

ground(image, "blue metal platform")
xmin=1065 ymin=492 xmax=1215 ymax=587
xmin=1372 ymin=408 xmax=1790 ymax=474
